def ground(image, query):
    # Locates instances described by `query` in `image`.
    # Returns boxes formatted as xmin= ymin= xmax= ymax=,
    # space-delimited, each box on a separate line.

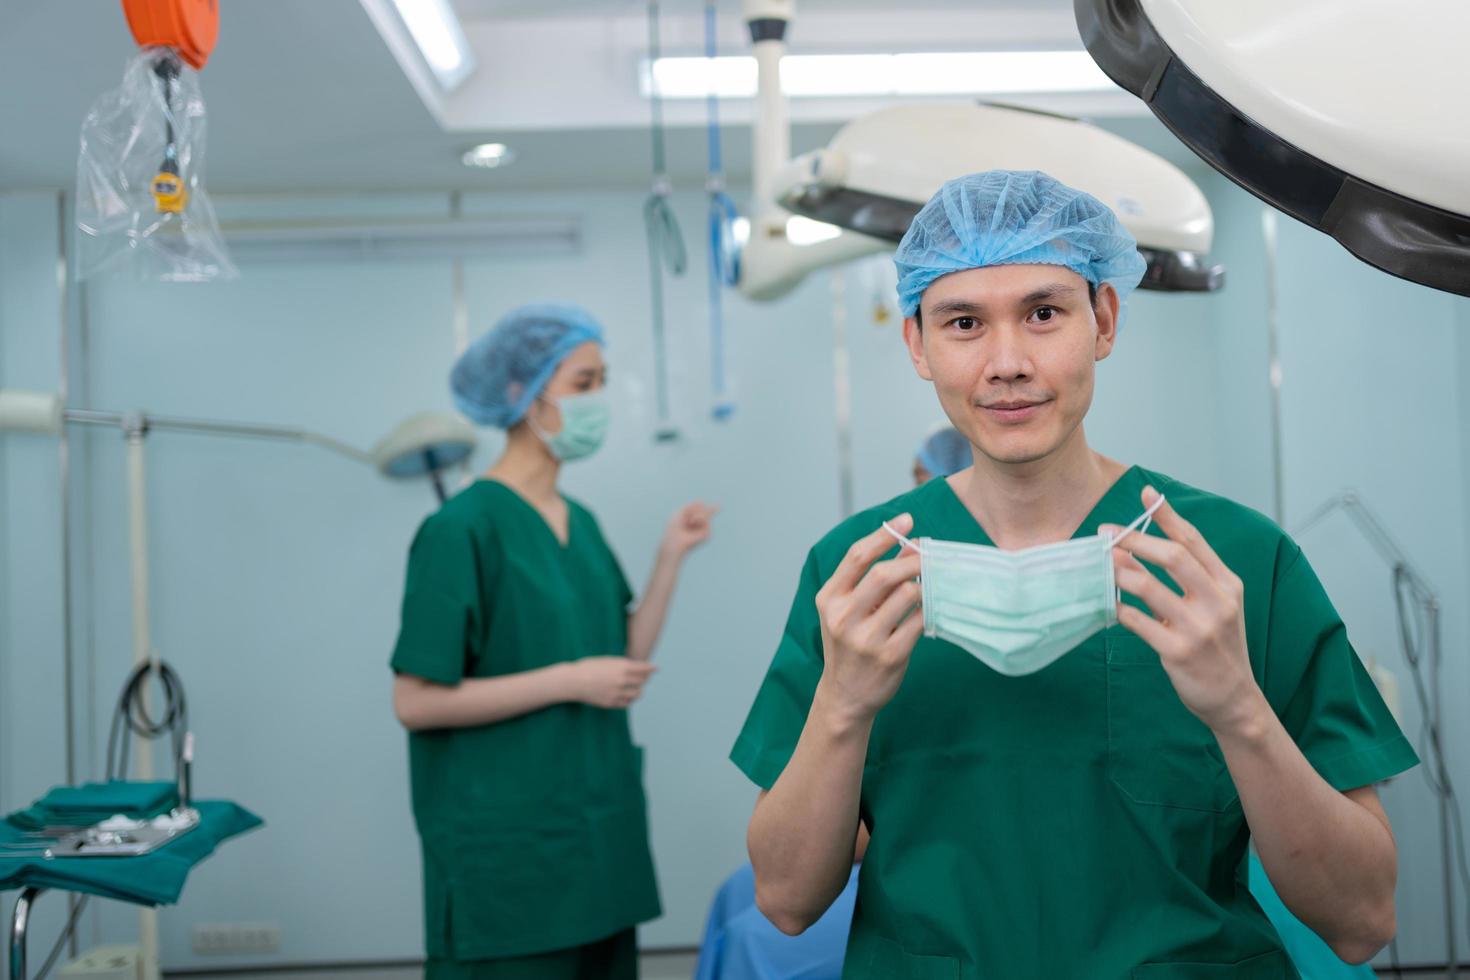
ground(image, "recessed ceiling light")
xmin=462 ymin=143 xmax=515 ymax=169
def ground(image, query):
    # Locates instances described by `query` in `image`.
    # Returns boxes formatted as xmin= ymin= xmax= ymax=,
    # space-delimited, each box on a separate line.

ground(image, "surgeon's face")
xmin=903 ymin=265 xmax=1118 ymax=468
xmin=528 ymin=341 xmax=606 ymax=434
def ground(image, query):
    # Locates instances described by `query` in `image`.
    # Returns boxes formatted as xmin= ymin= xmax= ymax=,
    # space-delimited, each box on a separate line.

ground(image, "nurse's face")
xmin=903 ymin=264 xmax=1118 ymax=467
xmin=528 ymin=341 xmax=606 ymax=434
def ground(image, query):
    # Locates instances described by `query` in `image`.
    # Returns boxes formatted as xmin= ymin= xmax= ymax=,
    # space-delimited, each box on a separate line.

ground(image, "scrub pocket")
xmin=446 ymin=819 xmax=586 ymax=959
xmin=1106 ymin=635 xmax=1239 ymax=813
xmin=851 ymin=935 xmax=961 ymax=980
xmin=1133 ymin=947 xmax=1294 ymax=978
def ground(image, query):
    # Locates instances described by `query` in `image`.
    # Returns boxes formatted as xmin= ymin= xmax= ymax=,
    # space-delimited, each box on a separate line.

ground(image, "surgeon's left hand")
xmin=660 ymin=501 xmax=718 ymax=559
xmin=1102 ymin=486 xmax=1266 ymax=735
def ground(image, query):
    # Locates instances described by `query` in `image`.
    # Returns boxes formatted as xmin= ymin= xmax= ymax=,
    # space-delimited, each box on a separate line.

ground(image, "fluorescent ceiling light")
xmin=462 ymin=143 xmax=515 ymax=168
xmin=643 ymin=51 xmax=1116 ymax=99
xmin=391 ymin=0 xmax=476 ymax=90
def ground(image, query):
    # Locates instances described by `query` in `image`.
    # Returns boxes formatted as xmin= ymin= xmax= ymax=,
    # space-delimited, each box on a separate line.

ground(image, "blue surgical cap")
xmin=894 ymin=170 xmax=1147 ymax=319
xmin=916 ymin=426 xmax=972 ymax=478
xmin=450 ymin=303 xmax=606 ymax=428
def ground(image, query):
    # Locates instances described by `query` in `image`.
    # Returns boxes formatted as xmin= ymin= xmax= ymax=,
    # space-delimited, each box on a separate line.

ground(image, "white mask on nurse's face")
xmin=883 ymin=496 xmax=1164 ymax=677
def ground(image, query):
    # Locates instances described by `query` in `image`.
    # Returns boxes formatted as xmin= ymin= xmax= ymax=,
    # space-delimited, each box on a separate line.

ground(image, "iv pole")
xmin=1295 ymin=491 xmax=1456 ymax=977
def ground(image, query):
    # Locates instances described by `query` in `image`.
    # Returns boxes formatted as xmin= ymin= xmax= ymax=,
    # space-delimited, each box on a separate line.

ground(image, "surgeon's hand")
xmin=814 ymin=513 xmax=925 ymax=723
xmin=1103 ymin=487 xmax=1265 ymax=735
xmin=660 ymin=501 xmax=719 ymax=559
xmin=568 ymin=656 xmax=658 ymax=709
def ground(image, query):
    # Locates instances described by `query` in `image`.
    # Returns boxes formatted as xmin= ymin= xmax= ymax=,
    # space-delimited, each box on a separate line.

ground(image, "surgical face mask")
xmin=883 ymin=495 xmax=1164 ymax=677
xmin=527 ymin=390 xmax=609 ymax=461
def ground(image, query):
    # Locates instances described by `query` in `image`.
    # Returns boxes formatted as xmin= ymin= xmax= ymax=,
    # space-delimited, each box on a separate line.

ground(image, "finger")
xmin=867 ymin=579 xmax=922 ymax=637
xmin=626 ymin=662 xmax=658 ymax=677
xmin=1114 ymin=553 xmax=1191 ymax=626
xmin=1139 ymin=486 xmax=1237 ymax=587
xmin=848 ymin=552 xmax=922 ymax=617
xmin=1115 ymin=602 xmax=1177 ymax=656
xmin=826 ymin=514 xmax=915 ymax=595
xmin=1102 ymin=523 xmax=1214 ymax=598
xmin=884 ymin=606 xmax=926 ymax=654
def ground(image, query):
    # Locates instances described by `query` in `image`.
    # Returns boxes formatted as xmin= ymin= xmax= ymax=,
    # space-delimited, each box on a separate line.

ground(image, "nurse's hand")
xmin=568 ymin=656 xmax=658 ymax=709
xmin=813 ymin=513 xmax=925 ymax=723
xmin=1104 ymin=487 xmax=1267 ymax=735
xmin=659 ymin=501 xmax=719 ymax=560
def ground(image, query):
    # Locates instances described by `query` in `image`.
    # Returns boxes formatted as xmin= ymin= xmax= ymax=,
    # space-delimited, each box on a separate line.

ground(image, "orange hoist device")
xmin=120 ymin=0 xmax=219 ymax=213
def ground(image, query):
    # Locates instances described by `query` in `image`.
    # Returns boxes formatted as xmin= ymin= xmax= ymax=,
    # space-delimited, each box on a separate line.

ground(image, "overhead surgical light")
xmin=735 ymin=0 xmax=1223 ymax=303
xmin=1075 ymin=0 xmax=1470 ymax=296
xmin=784 ymin=215 xmax=842 ymax=246
xmin=389 ymin=0 xmax=475 ymax=91
xmin=642 ymin=50 xmax=1116 ymax=100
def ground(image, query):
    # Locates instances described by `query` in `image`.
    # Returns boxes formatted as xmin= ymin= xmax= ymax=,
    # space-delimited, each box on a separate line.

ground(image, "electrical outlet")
xmin=191 ymin=923 xmax=280 ymax=955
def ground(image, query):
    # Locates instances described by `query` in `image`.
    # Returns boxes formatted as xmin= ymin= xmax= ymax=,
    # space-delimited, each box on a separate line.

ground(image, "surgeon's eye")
xmin=949 ymin=316 xmax=979 ymax=333
xmin=1029 ymin=305 xmax=1062 ymax=325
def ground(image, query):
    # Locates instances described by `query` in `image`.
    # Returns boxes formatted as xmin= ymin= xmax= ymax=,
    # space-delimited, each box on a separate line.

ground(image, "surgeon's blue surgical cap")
xmin=916 ymin=427 xmax=973 ymax=478
xmin=894 ymin=170 xmax=1147 ymax=320
xmin=451 ymin=303 xmax=606 ymax=428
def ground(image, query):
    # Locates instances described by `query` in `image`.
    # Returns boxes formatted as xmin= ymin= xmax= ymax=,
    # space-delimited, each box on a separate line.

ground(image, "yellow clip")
xmin=151 ymin=172 xmax=189 ymax=213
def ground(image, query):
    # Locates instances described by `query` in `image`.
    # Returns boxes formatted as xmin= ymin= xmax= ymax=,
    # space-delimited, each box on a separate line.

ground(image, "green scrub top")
xmin=392 ymin=480 xmax=661 ymax=962
xmin=732 ymin=465 xmax=1416 ymax=980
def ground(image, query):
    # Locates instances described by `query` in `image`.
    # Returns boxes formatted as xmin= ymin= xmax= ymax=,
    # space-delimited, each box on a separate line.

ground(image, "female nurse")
xmin=391 ymin=303 xmax=716 ymax=980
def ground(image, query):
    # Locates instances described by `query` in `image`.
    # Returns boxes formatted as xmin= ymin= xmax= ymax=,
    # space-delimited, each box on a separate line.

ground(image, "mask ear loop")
xmin=1108 ymin=494 xmax=1166 ymax=547
xmin=881 ymin=521 xmax=922 ymax=554
xmin=1107 ymin=494 xmax=1165 ymax=614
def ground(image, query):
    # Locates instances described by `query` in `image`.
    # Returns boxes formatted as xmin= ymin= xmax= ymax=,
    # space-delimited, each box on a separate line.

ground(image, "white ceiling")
xmin=0 ymin=0 xmax=1198 ymax=194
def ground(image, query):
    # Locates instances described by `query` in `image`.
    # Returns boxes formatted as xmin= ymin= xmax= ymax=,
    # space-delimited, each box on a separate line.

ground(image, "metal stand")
xmin=1295 ymin=491 xmax=1457 ymax=978
xmin=8 ymin=887 xmax=42 ymax=980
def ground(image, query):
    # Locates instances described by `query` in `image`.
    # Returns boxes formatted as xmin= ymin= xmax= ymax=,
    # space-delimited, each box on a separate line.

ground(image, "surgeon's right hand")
xmin=813 ymin=513 xmax=925 ymax=723
xmin=567 ymin=656 xmax=658 ymax=709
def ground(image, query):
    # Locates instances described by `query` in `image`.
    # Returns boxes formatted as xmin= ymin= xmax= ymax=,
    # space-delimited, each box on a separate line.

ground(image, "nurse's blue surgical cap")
xmin=451 ymin=303 xmax=606 ymax=428
xmin=894 ymin=170 xmax=1147 ymax=320
xmin=916 ymin=427 xmax=973 ymax=478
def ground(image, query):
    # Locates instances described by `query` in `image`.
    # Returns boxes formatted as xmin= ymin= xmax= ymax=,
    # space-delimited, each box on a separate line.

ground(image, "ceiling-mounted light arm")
xmin=743 ymin=0 xmax=794 ymax=232
xmin=0 ymin=390 xmax=476 ymax=502
xmin=39 ymin=400 xmax=375 ymax=465
xmin=734 ymin=0 xmax=892 ymax=302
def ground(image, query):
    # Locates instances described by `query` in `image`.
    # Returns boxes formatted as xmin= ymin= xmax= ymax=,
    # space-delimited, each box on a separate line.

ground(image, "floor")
xmin=156 ymin=953 xmax=1461 ymax=979
xmin=164 ymin=950 xmax=701 ymax=980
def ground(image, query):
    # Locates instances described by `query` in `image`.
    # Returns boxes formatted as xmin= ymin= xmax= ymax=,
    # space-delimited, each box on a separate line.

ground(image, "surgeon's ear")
xmin=1092 ymin=283 xmax=1120 ymax=361
xmin=903 ymin=315 xmax=934 ymax=380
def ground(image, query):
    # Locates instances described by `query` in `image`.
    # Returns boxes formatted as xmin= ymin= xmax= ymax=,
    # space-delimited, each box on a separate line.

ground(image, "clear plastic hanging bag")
xmin=75 ymin=47 xmax=236 ymax=282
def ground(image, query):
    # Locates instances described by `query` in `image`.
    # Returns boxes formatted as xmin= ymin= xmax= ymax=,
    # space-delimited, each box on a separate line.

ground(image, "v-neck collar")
xmin=478 ymin=478 xmax=574 ymax=550
xmin=924 ymin=465 xmax=1146 ymax=549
